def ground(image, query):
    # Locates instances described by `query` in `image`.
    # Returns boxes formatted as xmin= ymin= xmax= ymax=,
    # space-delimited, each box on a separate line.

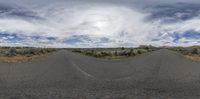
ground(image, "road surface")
xmin=0 ymin=49 xmax=200 ymax=99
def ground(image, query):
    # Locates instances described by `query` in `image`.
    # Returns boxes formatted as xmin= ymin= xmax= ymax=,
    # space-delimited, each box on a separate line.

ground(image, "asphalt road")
xmin=0 ymin=49 xmax=200 ymax=99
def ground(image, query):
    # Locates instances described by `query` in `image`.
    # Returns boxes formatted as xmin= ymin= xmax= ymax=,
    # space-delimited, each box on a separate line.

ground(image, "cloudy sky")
xmin=0 ymin=0 xmax=200 ymax=47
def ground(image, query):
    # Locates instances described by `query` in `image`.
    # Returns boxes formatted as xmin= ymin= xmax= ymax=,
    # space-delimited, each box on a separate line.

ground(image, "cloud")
xmin=0 ymin=4 xmax=153 ymax=47
xmin=146 ymin=3 xmax=200 ymax=23
xmin=0 ymin=1 xmax=200 ymax=47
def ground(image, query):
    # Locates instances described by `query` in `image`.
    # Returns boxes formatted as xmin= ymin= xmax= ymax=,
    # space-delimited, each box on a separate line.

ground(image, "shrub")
xmin=72 ymin=49 xmax=82 ymax=53
xmin=85 ymin=51 xmax=93 ymax=56
xmin=114 ymin=51 xmax=118 ymax=56
xmin=137 ymin=50 xmax=142 ymax=54
xmin=121 ymin=47 xmax=125 ymax=50
xmin=191 ymin=48 xmax=199 ymax=55
xmin=91 ymin=50 xmax=95 ymax=54
xmin=129 ymin=49 xmax=135 ymax=56
xmin=6 ymin=48 xmax=17 ymax=57
xmin=94 ymin=52 xmax=102 ymax=58
xmin=100 ymin=52 xmax=111 ymax=57
xmin=28 ymin=48 xmax=37 ymax=55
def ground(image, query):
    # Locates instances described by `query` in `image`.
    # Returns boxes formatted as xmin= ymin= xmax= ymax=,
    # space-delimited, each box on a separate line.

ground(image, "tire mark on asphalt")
xmin=64 ymin=52 xmax=139 ymax=81
xmin=70 ymin=61 xmax=97 ymax=79
xmin=63 ymin=52 xmax=98 ymax=80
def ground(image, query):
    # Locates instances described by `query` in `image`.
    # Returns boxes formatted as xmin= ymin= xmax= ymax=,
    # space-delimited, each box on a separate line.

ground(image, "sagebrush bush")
xmin=0 ymin=47 xmax=57 ymax=57
xmin=191 ymin=48 xmax=199 ymax=55
xmin=72 ymin=47 xmax=156 ymax=59
xmin=170 ymin=47 xmax=200 ymax=55
xmin=6 ymin=48 xmax=17 ymax=57
xmin=137 ymin=50 xmax=142 ymax=54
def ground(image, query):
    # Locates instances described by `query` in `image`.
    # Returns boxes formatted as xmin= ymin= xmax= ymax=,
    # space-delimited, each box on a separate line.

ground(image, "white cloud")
xmin=0 ymin=3 xmax=200 ymax=47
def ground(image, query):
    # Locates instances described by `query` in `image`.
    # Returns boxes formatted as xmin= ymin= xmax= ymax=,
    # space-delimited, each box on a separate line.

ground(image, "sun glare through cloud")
xmin=0 ymin=0 xmax=199 ymax=47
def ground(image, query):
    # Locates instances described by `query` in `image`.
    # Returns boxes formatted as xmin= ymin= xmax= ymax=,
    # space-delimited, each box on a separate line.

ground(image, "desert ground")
xmin=0 ymin=49 xmax=200 ymax=99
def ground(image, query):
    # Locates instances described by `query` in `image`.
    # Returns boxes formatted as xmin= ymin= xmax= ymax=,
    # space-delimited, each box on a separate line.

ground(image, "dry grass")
xmin=185 ymin=55 xmax=200 ymax=62
xmin=0 ymin=47 xmax=58 ymax=62
xmin=0 ymin=54 xmax=48 ymax=63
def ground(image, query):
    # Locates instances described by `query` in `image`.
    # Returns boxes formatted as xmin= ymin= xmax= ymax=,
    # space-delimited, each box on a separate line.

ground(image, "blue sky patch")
xmin=171 ymin=30 xmax=200 ymax=43
xmin=0 ymin=32 xmax=57 ymax=44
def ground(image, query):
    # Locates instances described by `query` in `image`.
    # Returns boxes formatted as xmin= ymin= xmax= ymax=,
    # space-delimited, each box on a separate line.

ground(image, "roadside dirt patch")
xmin=0 ymin=54 xmax=49 ymax=63
xmin=185 ymin=55 xmax=200 ymax=62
